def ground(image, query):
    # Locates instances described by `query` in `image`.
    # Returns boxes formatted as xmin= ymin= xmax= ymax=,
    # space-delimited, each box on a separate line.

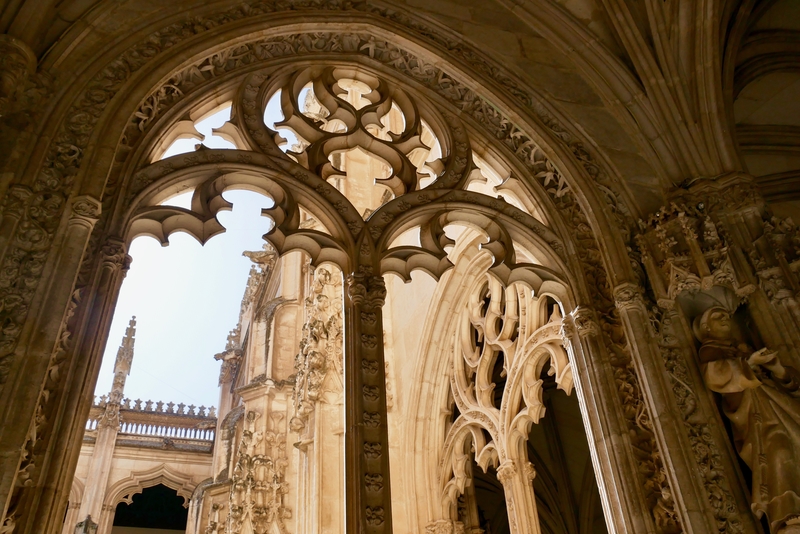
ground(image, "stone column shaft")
xmin=344 ymin=272 xmax=392 ymax=533
xmin=28 ymin=240 xmax=129 ymax=534
xmin=614 ymin=283 xmax=719 ymax=534
xmin=561 ymin=309 xmax=655 ymax=534
xmin=497 ymin=460 xmax=539 ymax=534
xmin=77 ymin=423 xmax=118 ymax=521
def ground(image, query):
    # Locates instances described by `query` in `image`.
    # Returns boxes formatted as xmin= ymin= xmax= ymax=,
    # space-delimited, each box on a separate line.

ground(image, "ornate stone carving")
xmin=346 ymin=270 xmax=386 ymax=310
xmin=0 ymin=3 xmax=666 ymax=532
xmin=227 ymin=410 xmax=291 ymax=534
xmin=440 ymin=268 xmax=570 ymax=529
xmin=0 ymin=35 xmax=36 ymax=115
xmin=291 ymin=265 xmax=343 ymax=431
xmin=570 ymin=307 xmax=599 ymax=338
xmin=601 ymin=305 xmax=681 ymax=533
xmin=425 ymin=519 xmax=466 ymax=534
xmin=653 ymin=307 xmax=746 ymax=534
xmin=636 ymin=200 xmax=756 ymax=308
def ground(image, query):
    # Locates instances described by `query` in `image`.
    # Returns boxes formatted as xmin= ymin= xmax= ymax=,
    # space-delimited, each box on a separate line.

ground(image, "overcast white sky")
xmin=94 ymin=102 xmax=289 ymax=410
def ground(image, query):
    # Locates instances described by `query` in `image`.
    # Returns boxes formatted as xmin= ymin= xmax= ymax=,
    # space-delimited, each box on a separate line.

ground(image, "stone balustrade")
xmin=85 ymin=397 xmax=217 ymax=448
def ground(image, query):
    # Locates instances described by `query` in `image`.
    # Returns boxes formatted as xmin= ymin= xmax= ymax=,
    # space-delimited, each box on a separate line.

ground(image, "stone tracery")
xmin=438 ymin=255 xmax=573 ymax=534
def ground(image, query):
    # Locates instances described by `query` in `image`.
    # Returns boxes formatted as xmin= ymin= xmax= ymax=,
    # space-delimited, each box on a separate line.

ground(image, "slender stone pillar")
xmin=0 ymin=195 xmax=100 ymax=528
xmin=28 ymin=238 xmax=130 ymax=534
xmin=344 ymin=268 xmax=392 ymax=533
xmin=560 ymin=308 xmax=659 ymax=534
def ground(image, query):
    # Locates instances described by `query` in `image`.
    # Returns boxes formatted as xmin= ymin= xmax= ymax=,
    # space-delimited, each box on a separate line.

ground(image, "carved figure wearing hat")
xmin=693 ymin=307 xmax=800 ymax=533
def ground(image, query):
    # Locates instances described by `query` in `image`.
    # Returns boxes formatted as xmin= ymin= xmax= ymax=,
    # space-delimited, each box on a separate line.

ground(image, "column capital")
xmin=68 ymin=196 xmax=101 ymax=229
xmin=346 ymin=268 xmax=386 ymax=309
xmin=100 ymin=238 xmax=129 ymax=270
xmin=568 ymin=306 xmax=600 ymax=339
xmin=495 ymin=460 xmax=517 ymax=486
xmin=613 ymin=282 xmax=646 ymax=312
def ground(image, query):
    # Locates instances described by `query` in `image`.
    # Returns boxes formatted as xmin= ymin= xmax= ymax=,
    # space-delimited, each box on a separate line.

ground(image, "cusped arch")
xmin=45 ymin=10 xmax=639 ymax=300
xmin=104 ymin=464 xmax=198 ymax=509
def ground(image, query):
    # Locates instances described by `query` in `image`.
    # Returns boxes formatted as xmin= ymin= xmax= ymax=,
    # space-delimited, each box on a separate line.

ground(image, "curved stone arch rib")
xmin=103 ymin=463 xmax=198 ymax=509
xmin=373 ymin=192 xmax=567 ymax=283
xmin=101 ymin=24 xmax=630 ymax=263
xmin=125 ymin=152 xmax=360 ymax=268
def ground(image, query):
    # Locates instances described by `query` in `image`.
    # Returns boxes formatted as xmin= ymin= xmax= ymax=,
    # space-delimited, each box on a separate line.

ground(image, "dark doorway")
xmin=112 ymin=484 xmax=188 ymax=532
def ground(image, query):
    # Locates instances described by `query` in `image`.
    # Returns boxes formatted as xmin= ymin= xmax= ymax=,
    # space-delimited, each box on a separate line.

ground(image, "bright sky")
xmin=94 ymin=100 xmax=291 ymax=409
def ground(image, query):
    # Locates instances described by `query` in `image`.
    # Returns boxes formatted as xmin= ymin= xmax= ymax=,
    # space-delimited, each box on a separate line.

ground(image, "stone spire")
xmin=109 ymin=316 xmax=136 ymax=404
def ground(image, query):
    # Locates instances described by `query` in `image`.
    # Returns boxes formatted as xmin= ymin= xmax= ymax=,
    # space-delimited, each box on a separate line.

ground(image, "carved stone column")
xmin=344 ymin=268 xmax=392 ymax=533
xmin=24 ymin=238 xmax=130 ymax=534
xmin=613 ymin=283 xmax=720 ymax=533
xmin=0 ymin=195 xmax=100 ymax=529
xmin=560 ymin=307 xmax=662 ymax=534
xmin=496 ymin=460 xmax=538 ymax=534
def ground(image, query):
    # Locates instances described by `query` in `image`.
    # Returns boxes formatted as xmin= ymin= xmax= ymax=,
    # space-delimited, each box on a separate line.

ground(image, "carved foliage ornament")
xmin=226 ymin=410 xmax=291 ymax=534
xmin=291 ymin=265 xmax=343 ymax=431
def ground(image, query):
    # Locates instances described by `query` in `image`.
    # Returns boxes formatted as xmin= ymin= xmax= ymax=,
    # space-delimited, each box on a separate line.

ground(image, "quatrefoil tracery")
xmin=266 ymin=66 xmax=443 ymax=199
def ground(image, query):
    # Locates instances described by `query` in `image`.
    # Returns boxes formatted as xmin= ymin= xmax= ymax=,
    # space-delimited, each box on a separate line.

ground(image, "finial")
xmin=110 ymin=316 xmax=137 ymax=399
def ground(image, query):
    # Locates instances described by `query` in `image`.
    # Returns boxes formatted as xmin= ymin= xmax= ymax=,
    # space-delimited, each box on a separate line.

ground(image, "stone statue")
xmin=693 ymin=307 xmax=800 ymax=533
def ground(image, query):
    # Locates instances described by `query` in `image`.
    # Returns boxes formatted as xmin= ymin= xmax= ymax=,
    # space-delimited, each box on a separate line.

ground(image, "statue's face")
xmin=705 ymin=308 xmax=732 ymax=340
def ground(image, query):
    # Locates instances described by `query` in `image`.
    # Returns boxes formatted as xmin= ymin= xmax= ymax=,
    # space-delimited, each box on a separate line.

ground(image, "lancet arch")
xmin=0 ymin=8 xmax=686 ymax=534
